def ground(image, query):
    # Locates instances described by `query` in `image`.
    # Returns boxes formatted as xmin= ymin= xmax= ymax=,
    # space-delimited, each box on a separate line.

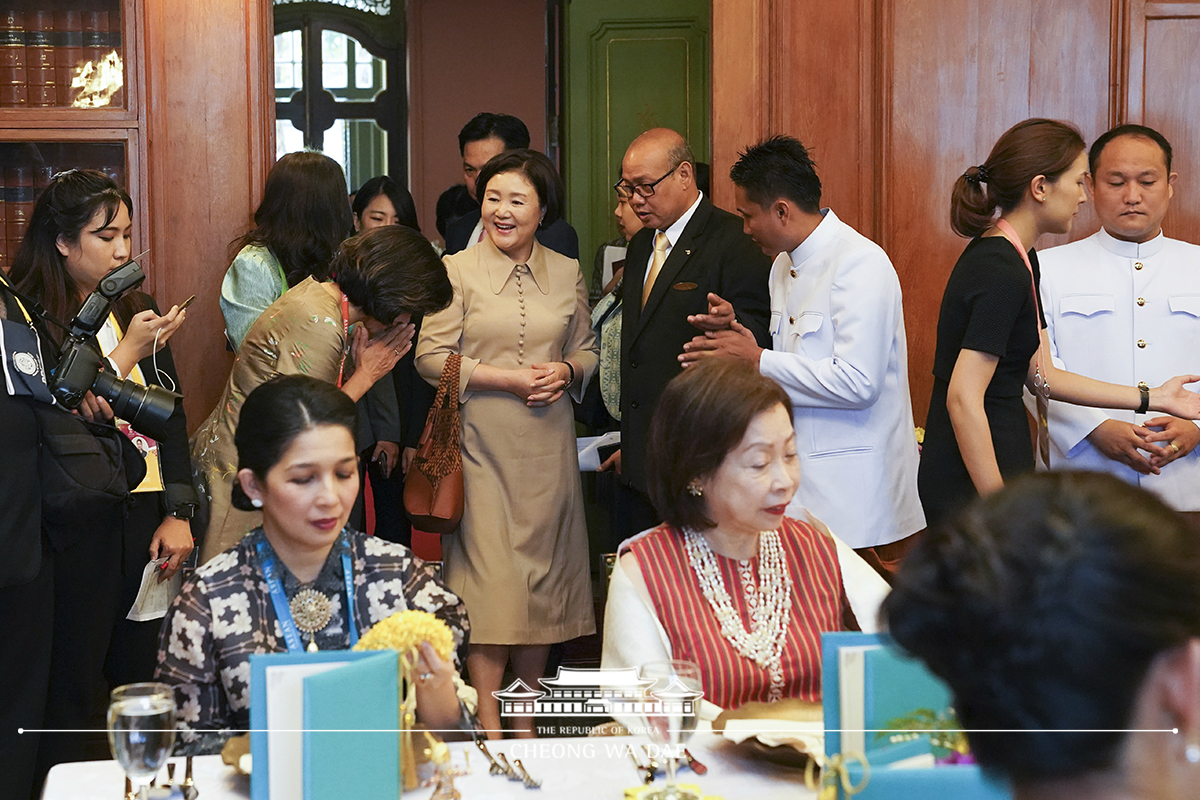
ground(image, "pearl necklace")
xmin=683 ymin=528 xmax=793 ymax=701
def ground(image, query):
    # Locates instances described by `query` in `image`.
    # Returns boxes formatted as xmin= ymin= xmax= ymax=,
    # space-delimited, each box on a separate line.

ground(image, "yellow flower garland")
xmin=353 ymin=609 xmax=454 ymax=662
xmin=352 ymin=610 xmax=455 ymax=791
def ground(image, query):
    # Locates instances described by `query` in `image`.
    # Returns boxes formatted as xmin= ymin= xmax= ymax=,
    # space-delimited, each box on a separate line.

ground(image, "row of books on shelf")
xmin=1 ymin=10 xmax=123 ymax=107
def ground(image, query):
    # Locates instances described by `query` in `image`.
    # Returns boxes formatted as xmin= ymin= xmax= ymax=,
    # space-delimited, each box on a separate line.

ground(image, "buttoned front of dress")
xmin=414 ymin=238 xmax=599 ymax=643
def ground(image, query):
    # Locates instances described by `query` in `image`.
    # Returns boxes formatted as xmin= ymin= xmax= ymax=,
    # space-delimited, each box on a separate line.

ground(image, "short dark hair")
xmin=884 ymin=471 xmax=1200 ymax=786
xmin=352 ymin=175 xmax=421 ymax=233
xmin=457 ymin=112 xmax=531 ymax=154
xmin=231 ymin=151 xmax=353 ymax=286
xmin=230 ymin=375 xmax=359 ymax=511
xmin=435 ymin=184 xmax=477 ymax=238
xmin=950 ymin=118 xmax=1085 ymax=238
xmin=646 ymin=359 xmax=793 ymax=531
xmin=1088 ymin=123 xmax=1173 ymax=176
xmin=331 ymin=225 xmax=452 ymax=325
xmin=730 ymin=135 xmax=822 ymax=214
xmin=474 ymin=149 xmax=565 ymax=228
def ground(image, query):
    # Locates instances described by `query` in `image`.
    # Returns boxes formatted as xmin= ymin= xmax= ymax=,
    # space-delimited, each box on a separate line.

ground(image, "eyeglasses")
xmin=613 ymin=164 xmax=679 ymax=199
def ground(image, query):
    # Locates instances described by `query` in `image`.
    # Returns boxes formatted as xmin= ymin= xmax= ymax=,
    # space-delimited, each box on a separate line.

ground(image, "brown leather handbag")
xmin=404 ymin=354 xmax=464 ymax=534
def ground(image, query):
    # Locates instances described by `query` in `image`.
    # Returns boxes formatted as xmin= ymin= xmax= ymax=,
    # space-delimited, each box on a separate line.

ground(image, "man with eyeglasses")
xmin=600 ymin=128 xmax=771 ymax=539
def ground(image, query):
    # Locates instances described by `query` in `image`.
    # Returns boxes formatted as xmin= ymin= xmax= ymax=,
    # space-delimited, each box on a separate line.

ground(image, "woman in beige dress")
xmin=192 ymin=226 xmax=452 ymax=561
xmin=416 ymin=149 xmax=598 ymax=737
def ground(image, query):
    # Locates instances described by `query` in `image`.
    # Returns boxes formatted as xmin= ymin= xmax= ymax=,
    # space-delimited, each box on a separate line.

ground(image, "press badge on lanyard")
xmin=102 ymin=313 xmax=164 ymax=493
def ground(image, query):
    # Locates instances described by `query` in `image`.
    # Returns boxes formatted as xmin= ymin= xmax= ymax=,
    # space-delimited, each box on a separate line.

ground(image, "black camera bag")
xmin=34 ymin=402 xmax=147 ymax=549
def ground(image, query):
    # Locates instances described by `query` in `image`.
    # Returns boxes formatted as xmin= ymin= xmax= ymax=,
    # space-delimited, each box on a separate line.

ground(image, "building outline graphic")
xmin=493 ymin=666 xmax=702 ymax=717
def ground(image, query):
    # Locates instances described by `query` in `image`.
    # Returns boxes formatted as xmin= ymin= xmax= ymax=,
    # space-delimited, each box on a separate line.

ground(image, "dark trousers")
xmin=370 ymin=461 xmax=412 ymax=548
xmin=34 ymin=518 xmax=122 ymax=791
xmin=105 ymin=496 xmax=170 ymax=687
xmin=613 ymin=481 xmax=661 ymax=545
xmin=353 ymin=450 xmax=413 ymax=547
xmin=0 ymin=543 xmax=54 ymax=800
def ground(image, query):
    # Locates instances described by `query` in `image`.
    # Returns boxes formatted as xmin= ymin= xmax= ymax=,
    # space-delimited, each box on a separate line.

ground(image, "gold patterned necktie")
xmin=642 ymin=231 xmax=669 ymax=308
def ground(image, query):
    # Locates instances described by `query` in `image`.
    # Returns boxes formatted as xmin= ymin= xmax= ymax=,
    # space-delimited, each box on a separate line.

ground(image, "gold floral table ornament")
xmin=353 ymin=610 xmax=455 ymax=790
xmin=805 ymin=752 xmax=870 ymax=800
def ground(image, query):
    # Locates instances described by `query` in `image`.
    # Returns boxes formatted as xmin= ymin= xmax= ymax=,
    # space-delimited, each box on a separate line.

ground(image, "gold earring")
xmin=687 ymin=481 xmax=703 ymax=497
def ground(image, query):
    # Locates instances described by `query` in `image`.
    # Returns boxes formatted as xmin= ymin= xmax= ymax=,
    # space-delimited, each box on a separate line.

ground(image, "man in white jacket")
xmin=679 ymin=135 xmax=924 ymax=564
xmin=1037 ymin=124 xmax=1200 ymax=515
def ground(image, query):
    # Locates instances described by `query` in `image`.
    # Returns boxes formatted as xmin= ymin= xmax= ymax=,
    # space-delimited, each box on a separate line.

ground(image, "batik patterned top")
xmin=626 ymin=517 xmax=846 ymax=709
xmin=155 ymin=527 xmax=471 ymax=754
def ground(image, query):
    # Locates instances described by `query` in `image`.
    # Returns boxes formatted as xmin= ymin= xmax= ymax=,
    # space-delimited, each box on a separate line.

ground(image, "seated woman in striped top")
xmin=602 ymin=359 xmax=889 ymax=717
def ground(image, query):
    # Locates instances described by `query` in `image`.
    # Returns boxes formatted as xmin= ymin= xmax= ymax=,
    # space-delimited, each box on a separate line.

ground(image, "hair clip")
xmin=963 ymin=165 xmax=990 ymax=185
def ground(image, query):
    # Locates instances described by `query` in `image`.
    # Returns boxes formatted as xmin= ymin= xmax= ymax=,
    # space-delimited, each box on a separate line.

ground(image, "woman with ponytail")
xmin=918 ymin=118 xmax=1200 ymax=528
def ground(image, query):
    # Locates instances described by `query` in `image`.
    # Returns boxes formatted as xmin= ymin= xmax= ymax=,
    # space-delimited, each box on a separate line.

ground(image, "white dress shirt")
xmin=757 ymin=209 xmax=925 ymax=547
xmin=1037 ymin=228 xmax=1200 ymax=510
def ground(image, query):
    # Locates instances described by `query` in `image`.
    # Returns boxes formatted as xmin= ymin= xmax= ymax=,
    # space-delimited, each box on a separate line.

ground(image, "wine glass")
xmin=640 ymin=660 xmax=704 ymax=800
xmin=107 ymin=682 xmax=177 ymax=799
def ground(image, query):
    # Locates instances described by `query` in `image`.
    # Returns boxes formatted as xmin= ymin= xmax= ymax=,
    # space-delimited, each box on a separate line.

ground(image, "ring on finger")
xmin=1169 ymin=441 xmax=1181 ymax=454
xmin=418 ymin=672 xmax=434 ymax=682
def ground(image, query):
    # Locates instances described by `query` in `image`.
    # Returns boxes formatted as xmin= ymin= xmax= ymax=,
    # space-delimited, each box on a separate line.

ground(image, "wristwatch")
xmin=170 ymin=502 xmax=198 ymax=521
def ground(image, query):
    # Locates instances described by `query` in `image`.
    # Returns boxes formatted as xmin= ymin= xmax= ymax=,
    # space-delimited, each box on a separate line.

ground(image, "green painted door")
xmin=563 ymin=0 xmax=710 ymax=283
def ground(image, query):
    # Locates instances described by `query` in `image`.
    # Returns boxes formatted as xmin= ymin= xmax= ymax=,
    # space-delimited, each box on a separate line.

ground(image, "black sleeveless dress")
xmin=918 ymin=237 xmax=1045 ymax=529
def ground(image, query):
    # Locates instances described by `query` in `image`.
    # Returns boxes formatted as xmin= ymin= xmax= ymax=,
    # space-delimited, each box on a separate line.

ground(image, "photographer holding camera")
xmin=3 ymin=169 xmax=196 ymax=793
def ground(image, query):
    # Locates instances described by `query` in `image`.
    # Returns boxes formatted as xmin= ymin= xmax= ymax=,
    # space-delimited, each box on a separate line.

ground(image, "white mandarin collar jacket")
xmin=1036 ymin=228 xmax=1200 ymax=511
xmin=757 ymin=209 xmax=925 ymax=548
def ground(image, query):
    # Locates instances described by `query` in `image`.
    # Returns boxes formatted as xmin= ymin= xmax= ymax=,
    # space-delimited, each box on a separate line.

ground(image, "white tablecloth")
xmin=42 ymin=733 xmax=816 ymax=800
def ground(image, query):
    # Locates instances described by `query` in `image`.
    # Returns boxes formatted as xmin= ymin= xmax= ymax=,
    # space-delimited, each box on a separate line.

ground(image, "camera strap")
xmin=337 ymin=292 xmax=349 ymax=388
xmin=102 ymin=312 xmax=165 ymax=494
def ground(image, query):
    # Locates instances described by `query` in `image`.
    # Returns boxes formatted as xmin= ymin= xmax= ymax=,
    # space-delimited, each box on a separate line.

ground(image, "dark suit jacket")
xmin=619 ymin=197 xmax=773 ymax=493
xmin=444 ymin=209 xmax=581 ymax=260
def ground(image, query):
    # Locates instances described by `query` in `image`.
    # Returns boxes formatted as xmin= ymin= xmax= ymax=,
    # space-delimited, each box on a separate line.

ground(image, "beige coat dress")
xmin=416 ymin=238 xmax=599 ymax=644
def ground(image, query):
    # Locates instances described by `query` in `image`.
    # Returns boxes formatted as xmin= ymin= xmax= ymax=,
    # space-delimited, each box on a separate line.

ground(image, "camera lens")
xmin=92 ymin=371 xmax=181 ymax=442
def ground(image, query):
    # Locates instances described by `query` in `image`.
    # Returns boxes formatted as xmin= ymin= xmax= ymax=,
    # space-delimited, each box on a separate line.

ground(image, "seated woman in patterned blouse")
xmin=156 ymin=375 xmax=475 ymax=753
xmin=601 ymin=360 xmax=890 ymax=717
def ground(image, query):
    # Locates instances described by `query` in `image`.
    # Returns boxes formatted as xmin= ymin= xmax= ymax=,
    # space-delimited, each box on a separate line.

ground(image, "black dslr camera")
xmin=51 ymin=259 xmax=181 ymax=441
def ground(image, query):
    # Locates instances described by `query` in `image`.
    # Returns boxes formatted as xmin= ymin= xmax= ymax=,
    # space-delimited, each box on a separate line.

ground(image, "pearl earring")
xmin=251 ymin=497 xmax=263 ymax=508
xmin=1187 ymin=743 xmax=1200 ymax=764
xmin=687 ymin=481 xmax=703 ymax=497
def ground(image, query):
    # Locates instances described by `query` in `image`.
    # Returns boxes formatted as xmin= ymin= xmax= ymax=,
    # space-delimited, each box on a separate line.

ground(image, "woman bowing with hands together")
xmin=193 ymin=225 xmax=452 ymax=561
xmin=416 ymin=149 xmax=598 ymax=738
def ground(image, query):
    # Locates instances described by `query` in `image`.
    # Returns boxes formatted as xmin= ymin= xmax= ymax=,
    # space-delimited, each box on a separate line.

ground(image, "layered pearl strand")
xmin=683 ymin=528 xmax=794 ymax=701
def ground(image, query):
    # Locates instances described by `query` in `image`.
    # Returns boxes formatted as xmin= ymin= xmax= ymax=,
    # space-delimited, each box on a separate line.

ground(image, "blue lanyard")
xmin=256 ymin=532 xmax=359 ymax=653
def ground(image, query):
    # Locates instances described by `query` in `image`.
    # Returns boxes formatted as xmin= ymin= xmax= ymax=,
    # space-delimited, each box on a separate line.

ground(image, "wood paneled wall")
xmin=408 ymin=0 xmax=548 ymax=245
xmin=713 ymin=0 xmax=1200 ymax=424
xmin=142 ymin=0 xmax=275 ymax=428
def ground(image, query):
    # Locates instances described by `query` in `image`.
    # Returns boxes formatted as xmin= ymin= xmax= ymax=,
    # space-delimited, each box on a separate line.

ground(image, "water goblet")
xmin=107 ymin=682 xmax=177 ymax=800
xmin=640 ymin=660 xmax=704 ymax=800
